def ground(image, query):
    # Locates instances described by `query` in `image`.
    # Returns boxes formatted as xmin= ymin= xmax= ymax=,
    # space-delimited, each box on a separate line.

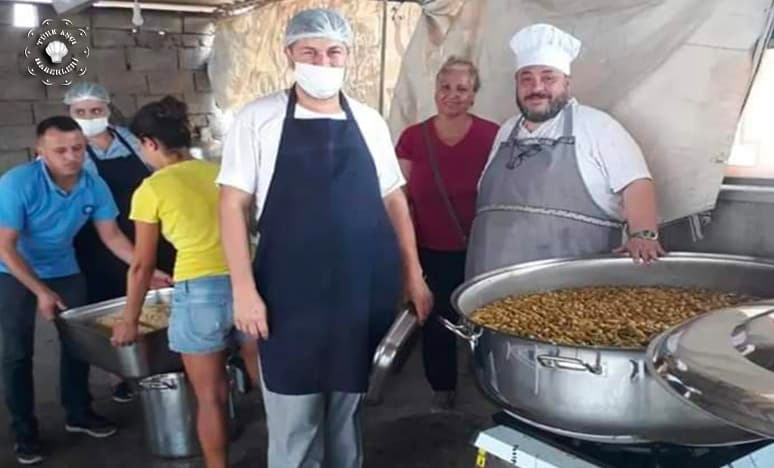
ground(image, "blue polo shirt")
xmin=0 ymin=160 xmax=119 ymax=279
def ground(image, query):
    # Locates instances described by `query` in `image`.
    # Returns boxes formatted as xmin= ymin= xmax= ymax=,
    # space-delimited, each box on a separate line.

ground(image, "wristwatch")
xmin=629 ymin=229 xmax=659 ymax=241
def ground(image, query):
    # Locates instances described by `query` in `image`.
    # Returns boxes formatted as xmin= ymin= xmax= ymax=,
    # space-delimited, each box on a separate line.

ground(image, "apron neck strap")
xmin=111 ymin=127 xmax=139 ymax=158
xmin=561 ymin=103 xmax=573 ymax=137
xmin=86 ymin=145 xmax=98 ymax=163
xmin=510 ymin=115 xmax=525 ymax=141
xmin=86 ymin=127 xmax=139 ymax=162
xmin=286 ymin=85 xmax=354 ymax=121
xmin=511 ymin=103 xmax=574 ymax=141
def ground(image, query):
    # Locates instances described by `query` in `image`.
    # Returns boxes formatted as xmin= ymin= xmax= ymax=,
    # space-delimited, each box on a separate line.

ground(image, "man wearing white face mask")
xmin=65 ymin=83 xmax=144 ymax=170
xmin=65 ymin=82 xmax=175 ymax=404
xmin=217 ymin=8 xmax=433 ymax=468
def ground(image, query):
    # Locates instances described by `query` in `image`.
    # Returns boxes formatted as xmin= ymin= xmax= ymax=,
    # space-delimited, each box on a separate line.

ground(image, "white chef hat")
xmin=509 ymin=24 xmax=581 ymax=75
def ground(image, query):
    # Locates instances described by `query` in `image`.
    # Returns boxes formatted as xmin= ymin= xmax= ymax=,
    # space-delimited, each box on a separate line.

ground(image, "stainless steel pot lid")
xmin=646 ymin=301 xmax=774 ymax=438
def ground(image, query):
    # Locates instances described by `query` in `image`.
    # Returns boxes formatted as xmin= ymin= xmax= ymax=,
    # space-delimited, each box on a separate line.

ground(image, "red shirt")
xmin=396 ymin=115 xmax=499 ymax=251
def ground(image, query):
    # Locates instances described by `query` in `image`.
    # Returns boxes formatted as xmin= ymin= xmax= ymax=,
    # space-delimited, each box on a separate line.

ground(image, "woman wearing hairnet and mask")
xmin=65 ymin=82 xmax=175 ymax=403
xmin=217 ymin=8 xmax=432 ymax=468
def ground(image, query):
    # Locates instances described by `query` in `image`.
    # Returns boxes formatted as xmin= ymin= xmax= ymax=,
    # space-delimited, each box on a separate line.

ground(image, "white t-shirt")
xmin=217 ymin=91 xmax=405 ymax=221
xmin=483 ymin=99 xmax=651 ymax=220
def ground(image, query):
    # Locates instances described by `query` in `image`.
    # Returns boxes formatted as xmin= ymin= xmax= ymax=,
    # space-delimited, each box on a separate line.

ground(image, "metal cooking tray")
xmin=56 ymin=288 xmax=182 ymax=379
xmin=367 ymin=305 xmax=419 ymax=404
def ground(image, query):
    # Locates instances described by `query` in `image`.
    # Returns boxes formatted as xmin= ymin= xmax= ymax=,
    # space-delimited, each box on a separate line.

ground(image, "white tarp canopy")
xmin=388 ymin=0 xmax=774 ymax=223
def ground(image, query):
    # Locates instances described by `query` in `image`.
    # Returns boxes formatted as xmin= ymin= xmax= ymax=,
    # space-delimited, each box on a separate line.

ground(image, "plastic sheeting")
xmin=389 ymin=0 xmax=774 ymax=223
xmin=208 ymin=0 xmax=421 ymax=117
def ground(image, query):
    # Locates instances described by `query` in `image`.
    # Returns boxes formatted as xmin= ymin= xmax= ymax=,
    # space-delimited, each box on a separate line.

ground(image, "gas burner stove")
xmin=473 ymin=412 xmax=774 ymax=468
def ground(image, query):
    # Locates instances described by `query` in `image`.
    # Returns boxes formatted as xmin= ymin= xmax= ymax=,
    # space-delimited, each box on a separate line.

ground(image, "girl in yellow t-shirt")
xmin=110 ymin=96 xmax=254 ymax=468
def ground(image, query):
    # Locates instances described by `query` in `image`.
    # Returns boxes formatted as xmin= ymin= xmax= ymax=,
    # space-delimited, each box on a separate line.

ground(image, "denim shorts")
xmin=169 ymin=275 xmax=235 ymax=355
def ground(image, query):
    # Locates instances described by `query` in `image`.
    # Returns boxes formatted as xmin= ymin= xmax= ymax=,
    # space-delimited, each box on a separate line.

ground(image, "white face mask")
xmin=294 ymin=62 xmax=345 ymax=100
xmin=75 ymin=117 xmax=109 ymax=137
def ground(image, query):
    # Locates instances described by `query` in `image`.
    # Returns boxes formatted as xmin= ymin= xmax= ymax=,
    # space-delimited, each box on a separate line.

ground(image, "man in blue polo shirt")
xmin=0 ymin=116 xmax=167 ymax=465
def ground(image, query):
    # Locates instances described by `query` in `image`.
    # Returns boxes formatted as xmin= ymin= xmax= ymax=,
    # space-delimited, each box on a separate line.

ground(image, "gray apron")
xmin=466 ymin=106 xmax=623 ymax=279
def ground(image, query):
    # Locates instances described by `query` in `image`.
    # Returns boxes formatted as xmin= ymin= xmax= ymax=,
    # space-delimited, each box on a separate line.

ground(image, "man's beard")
xmin=517 ymin=90 xmax=570 ymax=123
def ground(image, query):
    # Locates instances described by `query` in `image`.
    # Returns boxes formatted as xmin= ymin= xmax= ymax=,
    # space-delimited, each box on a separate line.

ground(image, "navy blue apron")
xmin=74 ymin=128 xmax=175 ymax=303
xmin=254 ymin=88 xmax=402 ymax=395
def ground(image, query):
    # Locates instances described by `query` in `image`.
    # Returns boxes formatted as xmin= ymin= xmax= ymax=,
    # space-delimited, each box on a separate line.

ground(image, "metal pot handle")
xmin=139 ymin=380 xmax=178 ymax=391
xmin=437 ymin=316 xmax=481 ymax=347
xmin=537 ymin=354 xmax=603 ymax=375
xmin=731 ymin=303 xmax=774 ymax=333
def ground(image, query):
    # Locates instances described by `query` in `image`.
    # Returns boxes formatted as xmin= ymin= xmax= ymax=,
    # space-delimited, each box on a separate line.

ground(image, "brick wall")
xmin=0 ymin=4 xmax=219 ymax=175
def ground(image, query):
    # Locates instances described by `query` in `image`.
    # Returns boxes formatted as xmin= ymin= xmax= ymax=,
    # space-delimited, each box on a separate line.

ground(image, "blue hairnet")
xmin=284 ymin=8 xmax=352 ymax=47
xmin=63 ymin=82 xmax=111 ymax=105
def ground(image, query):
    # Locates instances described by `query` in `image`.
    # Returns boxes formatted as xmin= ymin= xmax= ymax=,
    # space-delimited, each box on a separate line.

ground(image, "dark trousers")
xmin=419 ymin=248 xmax=465 ymax=392
xmin=0 ymin=273 xmax=92 ymax=442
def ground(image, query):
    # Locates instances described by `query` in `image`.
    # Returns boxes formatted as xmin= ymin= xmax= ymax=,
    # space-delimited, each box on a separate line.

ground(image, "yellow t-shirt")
xmin=130 ymin=159 xmax=228 ymax=282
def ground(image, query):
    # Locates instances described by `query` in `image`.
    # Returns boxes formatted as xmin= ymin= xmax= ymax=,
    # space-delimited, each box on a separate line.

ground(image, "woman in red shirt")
xmin=396 ymin=57 xmax=499 ymax=410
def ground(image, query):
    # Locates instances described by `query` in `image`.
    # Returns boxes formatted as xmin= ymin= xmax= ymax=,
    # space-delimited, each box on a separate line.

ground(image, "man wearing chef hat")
xmin=466 ymin=23 xmax=665 ymax=278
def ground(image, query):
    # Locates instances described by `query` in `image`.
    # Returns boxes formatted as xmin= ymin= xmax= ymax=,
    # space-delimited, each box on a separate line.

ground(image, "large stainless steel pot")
xmin=56 ymin=288 xmax=182 ymax=379
xmin=445 ymin=253 xmax=774 ymax=446
xmin=139 ymin=367 xmax=242 ymax=458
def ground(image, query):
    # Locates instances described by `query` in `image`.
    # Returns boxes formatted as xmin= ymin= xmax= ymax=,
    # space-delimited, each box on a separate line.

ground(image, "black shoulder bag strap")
xmin=420 ymin=121 xmax=468 ymax=245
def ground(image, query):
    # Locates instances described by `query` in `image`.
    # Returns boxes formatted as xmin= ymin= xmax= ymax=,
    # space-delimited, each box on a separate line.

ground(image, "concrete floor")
xmin=0 ymin=318 xmax=496 ymax=467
